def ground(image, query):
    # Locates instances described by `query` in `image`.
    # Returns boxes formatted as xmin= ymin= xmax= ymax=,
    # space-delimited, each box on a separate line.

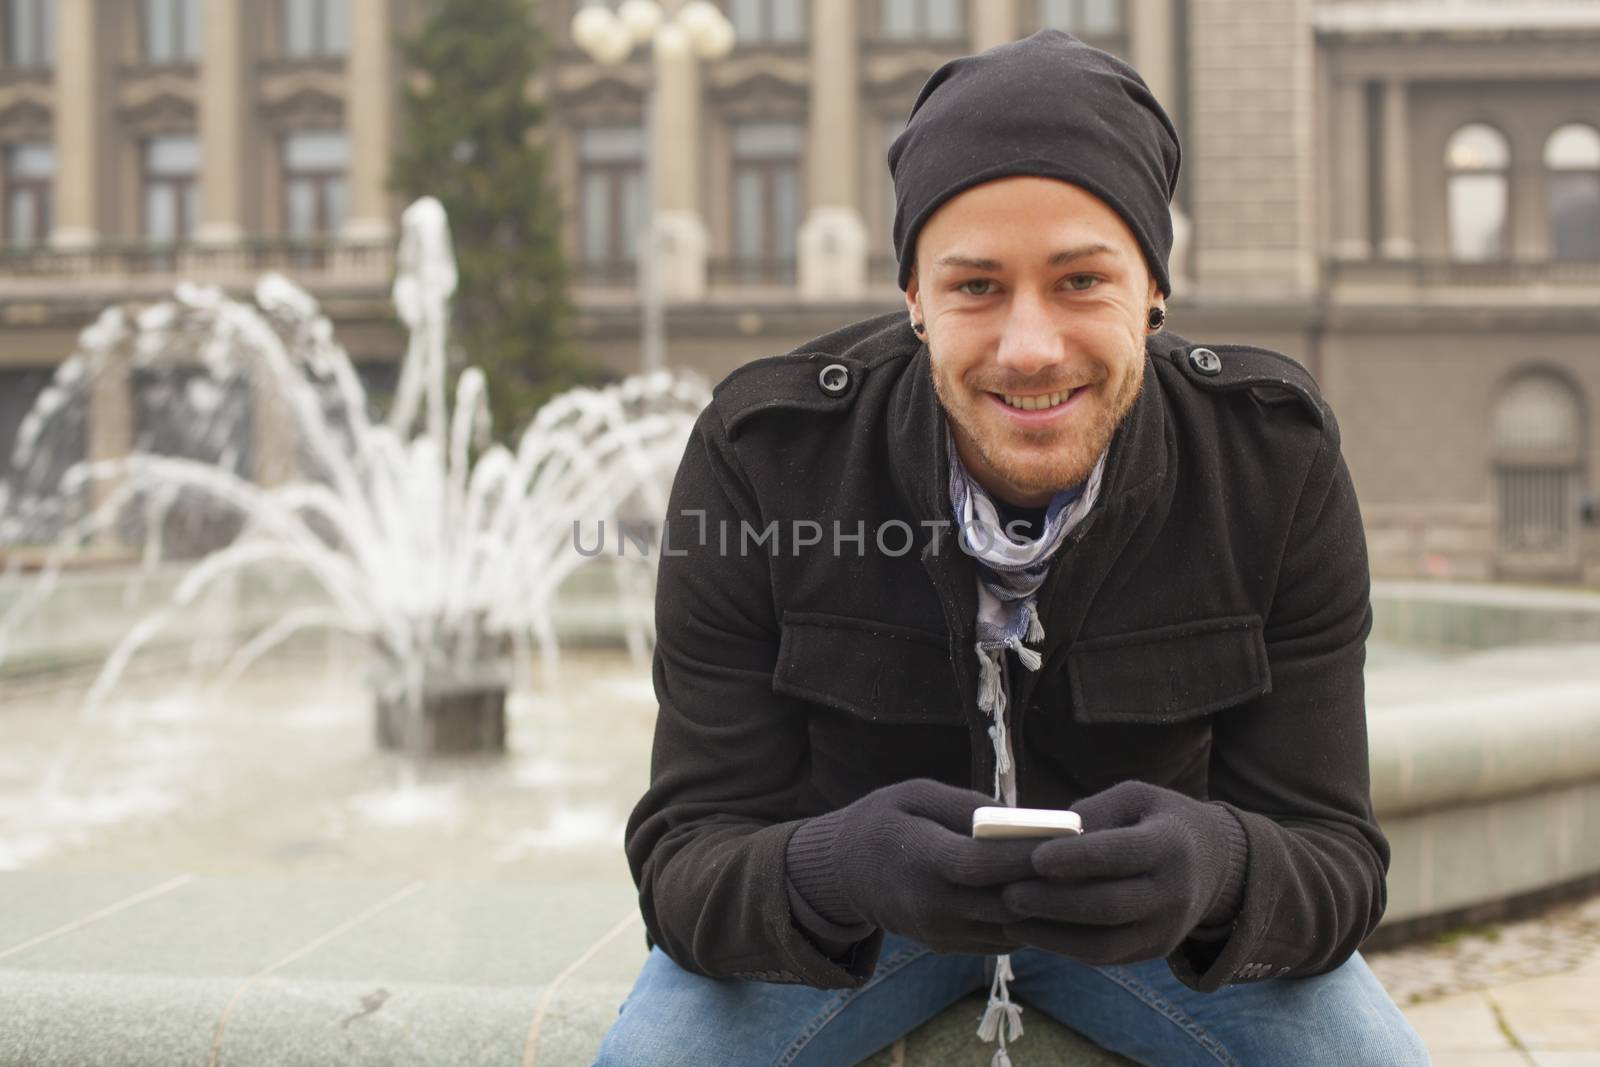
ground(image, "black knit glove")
xmin=785 ymin=778 xmax=1040 ymax=956
xmin=999 ymin=780 xmax=1248 ymax=966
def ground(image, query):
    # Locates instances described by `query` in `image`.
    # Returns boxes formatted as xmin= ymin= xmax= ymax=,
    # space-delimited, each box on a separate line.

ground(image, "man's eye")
xmin=957 ymin=279 xmax=995 ymax=296
xmin=1066 ymin=275 xmax=1099 ymax=291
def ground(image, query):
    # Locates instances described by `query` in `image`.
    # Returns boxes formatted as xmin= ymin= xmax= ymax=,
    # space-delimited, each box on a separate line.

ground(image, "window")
xmin=5 ymin=142 xmax=53 ymax=246
xmin=728 ymin=0 xmax=805 ymax=44
xmin=731 ymin=121 xmax=802 ymax=281
xmin=5 ymin=0 xmax=54 ymax=67
xmin=880 ymin=0 xmax=962 ymax=41
xmin=283 ymin=130 xmax=347 ymax=237
xmin=578 ymin=125 xmax=644 ymax=283
xmin=1544 ymin=123 xmax=1600 ymax=263
xmin=1036 ymin=0 xmax=1125 ymax=53
xmin=1445 ymin=123 xmax=1510 ymax=262
xmin=143 ymin=135 xmax=200 ymax=241
xmin=283 ymin=0 xmax=347 ymax=59
xmin=1493 ymin=370 xmax=1585 ymax=565
xmin=143 ymin=0 xmax=200 ymax=63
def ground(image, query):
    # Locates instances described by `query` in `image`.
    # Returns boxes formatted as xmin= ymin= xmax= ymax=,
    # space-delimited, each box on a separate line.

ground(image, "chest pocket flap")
xmin=774 ymin=611 xmax=961 ymax=724
xmin=1068 ymin=615 xmax=1270 ymax=724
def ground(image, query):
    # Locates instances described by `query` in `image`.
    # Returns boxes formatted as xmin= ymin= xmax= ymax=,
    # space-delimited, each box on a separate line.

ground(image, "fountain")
xmin=0 ymin=196 xmax=707 ymax=757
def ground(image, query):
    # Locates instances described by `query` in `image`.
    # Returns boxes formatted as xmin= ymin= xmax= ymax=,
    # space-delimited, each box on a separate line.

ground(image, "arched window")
xmin=1446 ymin=123 xmax=1510 ymax=262
xmin=1493 ymin=370 xmax=1584 ymax=566
xmin=1544 ymin=123 xmax=1600 ymax=262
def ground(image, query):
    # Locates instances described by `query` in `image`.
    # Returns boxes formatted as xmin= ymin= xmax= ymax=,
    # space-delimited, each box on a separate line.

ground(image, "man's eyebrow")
xmin=933 ymin=243 xmax=1117 ymax=272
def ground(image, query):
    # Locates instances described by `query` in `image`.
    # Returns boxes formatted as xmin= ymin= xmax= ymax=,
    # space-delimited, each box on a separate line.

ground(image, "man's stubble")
xmin=928 ymin=352 xmax=1146 ymax=501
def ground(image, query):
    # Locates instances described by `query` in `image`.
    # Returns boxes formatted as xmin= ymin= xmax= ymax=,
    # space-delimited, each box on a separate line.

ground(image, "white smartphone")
xmin=972 ymin=806 xmax=1084 ymax=840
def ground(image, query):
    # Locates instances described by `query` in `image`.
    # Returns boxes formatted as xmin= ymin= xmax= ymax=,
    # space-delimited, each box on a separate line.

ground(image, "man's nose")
xmin=994 ymin=292 xmax=1069 ymax=377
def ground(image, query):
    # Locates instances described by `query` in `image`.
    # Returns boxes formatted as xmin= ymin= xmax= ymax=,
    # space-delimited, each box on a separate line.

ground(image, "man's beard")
xmin=930 ymin=356 xmax=1145 ymax=500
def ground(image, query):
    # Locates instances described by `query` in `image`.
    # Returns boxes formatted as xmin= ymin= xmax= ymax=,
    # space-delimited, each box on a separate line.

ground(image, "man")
xmin=594 ymin=30 xmax=1430 ymax=1067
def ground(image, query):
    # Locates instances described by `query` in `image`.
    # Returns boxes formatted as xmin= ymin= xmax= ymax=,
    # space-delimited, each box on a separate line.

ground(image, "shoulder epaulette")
xmin=713 ymin=351 xmax=866 ymax=440
xmin=1166 ymin=343 xmax=1325 ymax=428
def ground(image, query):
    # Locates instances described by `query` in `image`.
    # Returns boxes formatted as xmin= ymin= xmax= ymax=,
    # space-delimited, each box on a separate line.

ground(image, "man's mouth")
xmin=991 ymin=387 xmax=1080 ymax=413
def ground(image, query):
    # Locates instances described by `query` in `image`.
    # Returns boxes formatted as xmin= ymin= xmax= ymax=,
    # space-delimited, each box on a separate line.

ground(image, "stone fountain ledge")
xmin=1 ymin=582 xmax=1599 ymax=1064
xmin=1366 ymin=582 xmax=1600 ymax=942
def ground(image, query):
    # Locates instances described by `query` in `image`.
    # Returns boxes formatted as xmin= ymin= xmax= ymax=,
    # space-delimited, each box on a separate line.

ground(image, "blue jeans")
xmin=592 ymin=934 xmax=1431 ymax=1066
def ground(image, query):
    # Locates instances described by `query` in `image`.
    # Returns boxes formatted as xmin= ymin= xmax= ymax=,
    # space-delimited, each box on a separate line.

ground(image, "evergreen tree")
xmin=392 ymin=0 xmax=600 ymax=440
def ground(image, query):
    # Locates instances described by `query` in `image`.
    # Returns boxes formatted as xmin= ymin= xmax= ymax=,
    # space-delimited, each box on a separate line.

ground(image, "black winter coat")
xmin=624 ymin=311 xmax=1387 ymax=994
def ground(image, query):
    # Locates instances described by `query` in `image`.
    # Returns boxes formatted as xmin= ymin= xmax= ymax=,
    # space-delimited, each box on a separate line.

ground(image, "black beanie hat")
xmin=889 ymin=29 xmax=1182 ymax=297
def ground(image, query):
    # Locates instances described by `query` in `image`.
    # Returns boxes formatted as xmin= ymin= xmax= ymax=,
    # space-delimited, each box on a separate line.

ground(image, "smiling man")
xmin=595 ymin=30 xmax=1430 ymax=1067
xmin=914 ymin=179 xmax=1155 ymax=509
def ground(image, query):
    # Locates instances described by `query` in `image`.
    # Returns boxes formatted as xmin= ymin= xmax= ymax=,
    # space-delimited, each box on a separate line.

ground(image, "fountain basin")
xmin=372 ymin=667 xmax=509 ymax=755
xmin=2 ymin=583 xmax=1599 ymax=1063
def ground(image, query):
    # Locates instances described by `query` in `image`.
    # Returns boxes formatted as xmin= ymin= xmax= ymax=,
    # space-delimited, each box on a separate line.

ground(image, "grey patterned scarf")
xmin=946 ymin=425 xmax=1106 ymax=1066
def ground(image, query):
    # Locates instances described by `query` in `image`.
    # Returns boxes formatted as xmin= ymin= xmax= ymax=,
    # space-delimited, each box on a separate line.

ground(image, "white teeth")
xmin=1000 ymin=389 xmax=1072 ymax=411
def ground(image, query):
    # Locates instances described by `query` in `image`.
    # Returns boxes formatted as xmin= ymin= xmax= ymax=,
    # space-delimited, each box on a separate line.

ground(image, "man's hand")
xmin=786 ymin=778 xmax=1040 ymax=956
xmin=999 ymin=780 xmax=1248 ymax=966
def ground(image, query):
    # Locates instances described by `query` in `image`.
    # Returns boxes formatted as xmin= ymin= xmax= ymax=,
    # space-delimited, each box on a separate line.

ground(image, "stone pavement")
xmin=1368 ymin=891 xmax=1600 ymax=1065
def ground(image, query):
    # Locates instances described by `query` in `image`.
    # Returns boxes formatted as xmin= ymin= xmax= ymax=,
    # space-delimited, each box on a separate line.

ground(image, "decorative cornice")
xmin=1325 ymin=37 xmax=1600 ymax=82
xmin=257 ymin=64 xmax=346 ymax=111
xmin=117 ymin=79 xmax=198 ymax=132
xmin=257 ymin=64 xmax=346 ymax=130
xmin=553 ymin=61 xmax=647 ymax=100
xmin=1314 ymin=2 xmax=1600 ymax=38
xmin=704 ymin=69 xmax=808 ymax=111
xmin=0 ymin=88 xmax=51 ymax=139
xmin=703 ymin=54 xmax=808 ymax=94
xmin=862 ymin=50 xmax=946 ymax=99
xmin=121 ymin=94 xmax=197 ymax=132
xmin=259 ymin=87 xmax=345 ymax=130
xmin=556 ymin=72 xmax=644 ymax=118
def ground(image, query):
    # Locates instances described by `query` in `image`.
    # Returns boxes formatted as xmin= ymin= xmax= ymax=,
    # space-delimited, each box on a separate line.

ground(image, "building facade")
xmin=1 ymin=0 xmax=1598 ymax=581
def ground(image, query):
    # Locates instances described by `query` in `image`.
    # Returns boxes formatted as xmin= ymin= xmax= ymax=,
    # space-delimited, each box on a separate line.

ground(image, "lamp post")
xmin=570 ymin=1 xmax=736 ymax=374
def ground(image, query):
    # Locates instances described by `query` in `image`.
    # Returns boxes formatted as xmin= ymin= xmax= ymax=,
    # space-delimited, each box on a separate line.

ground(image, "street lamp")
xmin=570 ymin=1 xmax=736 ymax=373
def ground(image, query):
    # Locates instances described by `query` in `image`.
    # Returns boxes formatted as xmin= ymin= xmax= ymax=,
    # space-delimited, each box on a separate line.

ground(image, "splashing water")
xmin=0 ymin=197 xmax=707 ymax=769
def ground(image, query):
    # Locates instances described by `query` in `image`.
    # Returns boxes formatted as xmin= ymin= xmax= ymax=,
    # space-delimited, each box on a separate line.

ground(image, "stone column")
xmin=1129 ymin=0 xmax=1177 ymax=119
xmin=1510 ymin=141 xmax=1549 ymax=262
xmin=198 ymin=0 xmax=248 ymax=243
xmin=1380 ymin=77 xmax=1413 ymax=260
xmin=1332 ymin=78 xmax=1371 ymax=260
xmin=969 ymin=0 xmax=1018 ymax=52
xmin=798 ymin=0 xmax=865 ymax=299
xmin=1130 ymin=0 xmax=1185 ymax=289
xmin=50 ymin=0 xmax=103 ymax=248
xmin=652 ymin=30 xmax=707 ymax=301
xmin=343 ymin=0 xmax=396 ymax=240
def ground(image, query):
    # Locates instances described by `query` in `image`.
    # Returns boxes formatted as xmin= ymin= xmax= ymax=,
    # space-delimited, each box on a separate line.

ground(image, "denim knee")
xmin=1344 ymin=1014 xmax=1432 ymax=1067
xmin=590 ymin=1019 xmax=660 ymax=1067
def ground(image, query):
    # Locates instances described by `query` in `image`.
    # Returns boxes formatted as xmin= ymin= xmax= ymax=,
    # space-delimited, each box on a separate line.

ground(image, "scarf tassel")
xmin=977 ymin=953 xmax=1025 ymax=1054
xmin=976 ymin=648 xmax=1003 ymax=712
xmin=1009 ymin=639 xmax=1042 ymax=671
xmin=986 ymin=723 xmax=1012 ymax=776
xmin=1024 ymin=601 xmax=1045 ymax=643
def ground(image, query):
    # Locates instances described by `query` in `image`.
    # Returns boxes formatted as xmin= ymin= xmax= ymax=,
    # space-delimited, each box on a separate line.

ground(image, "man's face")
xmin=906 ymin=176 xmax=1162 ymax=507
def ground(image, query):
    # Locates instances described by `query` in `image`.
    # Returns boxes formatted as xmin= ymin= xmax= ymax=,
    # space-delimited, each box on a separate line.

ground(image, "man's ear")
xmin=904 ymin=267 xmax=921 ymax=321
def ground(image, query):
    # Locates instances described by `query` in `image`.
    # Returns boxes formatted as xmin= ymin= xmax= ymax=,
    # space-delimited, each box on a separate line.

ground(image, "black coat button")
xmin=1189 ymin=347 xmax=1222 ymax=376
xmin=818 ymin=363 xmax=851 ymax=396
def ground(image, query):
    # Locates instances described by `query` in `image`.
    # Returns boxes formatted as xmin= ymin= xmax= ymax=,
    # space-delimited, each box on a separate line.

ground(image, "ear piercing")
xmin=910 ymin=316 xmax=927 ymax=336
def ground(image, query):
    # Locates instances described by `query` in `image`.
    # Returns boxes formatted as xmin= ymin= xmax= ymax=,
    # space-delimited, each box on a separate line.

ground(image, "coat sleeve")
xmin=1165 ymin=411 xmax=1390 ymax=992
xmin=623 ymin=404 xmax=885 ymax=989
